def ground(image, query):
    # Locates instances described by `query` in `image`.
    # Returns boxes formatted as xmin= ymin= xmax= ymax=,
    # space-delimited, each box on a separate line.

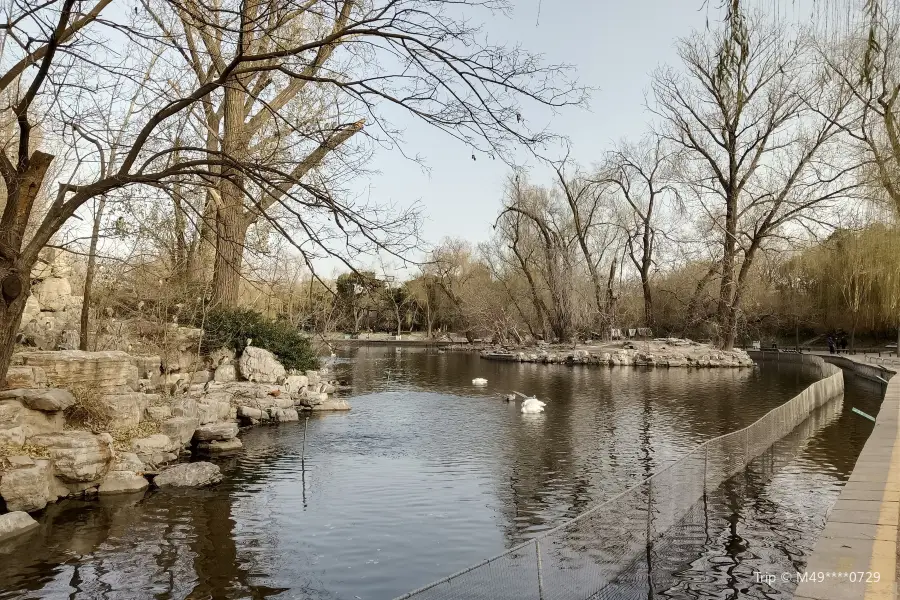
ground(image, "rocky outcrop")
xmin=481 ymin=339 xmax=755 ymax=369
xmin=161 ymin=417 xmax=199 ymax=446
xmin=0 ymin=511 xmax=38 ymax=540
xmin=29 ymin=432 xmax=115 ymax=483
xmin=18 ymin=249 xmax=82 ymax=350
xmin=0 ymin=398 xmax=66 ymax=439
xmin=0 ymin=458 xmax=54 ymax=512
xmin=238 ymin=347 xmax=285 ymax=384
xmin=17 ymin=351 xmax=139 ymax=392
xmin=193 ymin=423 xmax=238 ymax=442
xmin=6 ymin=366 xmax=47 ymax=389
xmin=0 ymin=388 xmax=75 ymax=412
xmin=214 ymin=363 xmax=237 ymax=383
xmin=98 ymin=471 xmax=148 ymax=495
xmin=197 ymin=438 xmax=243 ymax=454
xmin=131 ymin=434 xmax=179 ymax=466
xmin=97 ymin=392 xmax=157 ymax=429
xmin=154 ymin=462 xmax=222 ymax=487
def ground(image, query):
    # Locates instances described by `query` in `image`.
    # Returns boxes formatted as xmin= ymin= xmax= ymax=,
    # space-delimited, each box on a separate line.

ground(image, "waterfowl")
xmin=520 ymin=397 xmax=546 ymax=414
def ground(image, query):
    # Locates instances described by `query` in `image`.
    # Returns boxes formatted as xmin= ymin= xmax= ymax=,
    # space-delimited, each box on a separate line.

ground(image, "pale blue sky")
xmin=360 ymin=1 xmax=720 ymax=254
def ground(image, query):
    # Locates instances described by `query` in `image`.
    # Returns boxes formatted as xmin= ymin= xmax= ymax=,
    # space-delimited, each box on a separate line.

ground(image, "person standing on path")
xmin=827 ymin=336 xmax=835 ymax=354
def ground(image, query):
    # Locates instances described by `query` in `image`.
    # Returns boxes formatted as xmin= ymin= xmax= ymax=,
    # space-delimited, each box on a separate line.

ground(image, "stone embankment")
xmin=482 ymin=338 xmax=754 ymax=368
xmin=0 ymin=344 xmax=348 ymax=538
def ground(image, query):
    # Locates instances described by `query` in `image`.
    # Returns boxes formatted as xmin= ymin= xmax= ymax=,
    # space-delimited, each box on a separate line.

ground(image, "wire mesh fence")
xmin=394 ymin=354 xmax=843 ymax=600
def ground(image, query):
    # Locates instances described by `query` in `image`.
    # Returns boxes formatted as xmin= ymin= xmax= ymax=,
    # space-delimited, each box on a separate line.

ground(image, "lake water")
xmin=0 ymin=347 xmax=881 ymax=599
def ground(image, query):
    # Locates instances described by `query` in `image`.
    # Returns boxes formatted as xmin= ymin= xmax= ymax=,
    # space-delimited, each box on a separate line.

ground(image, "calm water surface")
xmin=0 ymin=347 xmax=880 ymax=599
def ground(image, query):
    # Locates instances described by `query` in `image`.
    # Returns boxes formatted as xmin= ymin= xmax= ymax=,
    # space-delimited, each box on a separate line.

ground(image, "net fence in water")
xmin=393 ymin=354 xmax=843 ymax=600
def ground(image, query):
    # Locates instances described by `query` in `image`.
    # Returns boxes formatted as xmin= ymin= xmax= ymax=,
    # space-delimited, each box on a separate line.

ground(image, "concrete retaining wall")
xmin=783 ymin=354 xmax=899 ymax=600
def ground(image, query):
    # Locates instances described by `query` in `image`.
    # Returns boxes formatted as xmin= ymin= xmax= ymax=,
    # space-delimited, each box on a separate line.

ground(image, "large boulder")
xmin=97 ymin=392 xmax=156 ymax=429
xmin=5 ymin=366 xmax=47 ymax=389
xmin=197 ymin=438 xmax=243 ymax=454
xmin=214 ymin=363 xmax=237 ymax=383
xmin=0 ymin=459 xmax=54 ymax=512
xmin=283 ymin=375 xmax=308 ymax=397
xmin=131 ymin=355 xmax=161 ymax=380
xmin=0 ymin=511 xmax=38 ymax=541
xmin=309 ymin=398 xmax=351 ymax=411
xmin=32 ymin=277 xmax=72 ymax=312
xmin=0 ymin=424 xmax=25 ymax=445
xmin=238 ymin=347 xmax=285 ymax=384
xmin=161 ymin=417 xmax=199 ymax=446
xmin=0 ymin=400 xmax=65 ymax=438
xmin=110 ymin=452 xmax=144 ymax=473
xmin=16 ymin=350 xmax=139 ymax=392
xmin=98 ymin=471 xmax=149 ymax=495
xmin=29 ymin=431 xmax=115 ymax=483
xmin=153 ymin=462 xmax=222 ymax=488
xmin=131 ymin=434 xmax=179 ymax=466
xmin=0 ymin=388 xmax=75 ymax=412
xmin=171 ymin=398 xmax=199 ymax=419
xmin=193 ymin=423 xmax=238 ymax=442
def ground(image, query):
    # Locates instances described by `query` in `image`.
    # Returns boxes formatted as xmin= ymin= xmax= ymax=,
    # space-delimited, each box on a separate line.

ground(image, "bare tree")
xmin=602 ymin=135 xmax=680 ymax=327
xmin=652 ymin=8 xmax=859 ymax=349
xmin=0 ymin=0 xmax=583 ymax=384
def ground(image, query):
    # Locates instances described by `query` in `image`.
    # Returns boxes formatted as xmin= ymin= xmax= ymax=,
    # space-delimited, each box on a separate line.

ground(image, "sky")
xmin=356 ymin=1 xmax=719 ymax=259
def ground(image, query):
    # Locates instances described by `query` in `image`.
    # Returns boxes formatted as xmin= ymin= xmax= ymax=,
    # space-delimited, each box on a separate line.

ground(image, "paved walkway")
xmin=795 ymin=354 xmax=899 ymax=600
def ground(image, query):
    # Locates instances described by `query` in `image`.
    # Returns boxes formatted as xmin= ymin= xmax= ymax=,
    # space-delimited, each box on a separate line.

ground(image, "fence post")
xmin=535 ymin=539 xmax=545 ymax=600
xmin=703 ymin=444 xmax=708 ymax=495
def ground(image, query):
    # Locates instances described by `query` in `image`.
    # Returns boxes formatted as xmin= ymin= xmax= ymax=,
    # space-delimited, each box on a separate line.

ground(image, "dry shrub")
xmin=0 ymin=443 xmax=50 ymax=462
xmin=63 ymin=385 xmax=110 ymax=433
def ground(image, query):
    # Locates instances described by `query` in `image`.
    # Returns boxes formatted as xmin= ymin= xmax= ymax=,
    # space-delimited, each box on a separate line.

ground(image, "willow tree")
xmin=0 ymin=0 xmax=583 ymax=385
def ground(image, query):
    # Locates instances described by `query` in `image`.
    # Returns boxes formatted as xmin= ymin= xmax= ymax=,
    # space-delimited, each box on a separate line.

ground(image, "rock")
xmin=237 ymin=406 xmax=263 ymax=420
xmin=238 ymin=347 xmax=286 ymax=384
xmin=0 ymin=388 xmax=75 ymax=412
xmin=32 ymin=277 xmax=72 ymax=312
xmin=154 ymin=462 xmax=222 ymax=488
xmin=197 ymin=399 xmax=230 ymax=425
xmin=161 ymin=417 xmax=199 ymax=446
xmin=132 ymin=356 xmax=161 ymax=380
xmin=171 ymin=398 xmax=198 ymax=419
xmin=196 ymin=438 xmax=243 ymax=454
xmin=0 ymin=512 xmax=38 ymax=541
xmin=145 ymin=405 xmax=171 ymax=421
xmin=193 ymin=423 xmax=238 ymax=442
xmin=0 ymin=424 xmax=25 ymax=445
xmin=0 ymin=463 xmax=52 ymax=512
xmin=189 ymin=371 xmax=211 ymax=385
xmin=283 ymin=375 xmax=308 ymax=396
xmin=210 ymin=347 xmax=236 ymax=367
xmin=110 ymin=452 xmax=144 ymax=473
xmin=299 ymin=391 xmax=329 ymax=406
xmin=5 ymin=366 xmax=47 ymax=389
xmin=309 ymin=398 xmax=351 ymax=411
xmin=305 ymin=370 xmax=321 ymax=387
xmin=0 ymin=400 xmax=65 ymax=438
xmin=97 ymin=392 xmax=155 ymax=429
xmin=273 ymin=408 xmax=299 ymax=422
xmin=98 ymin=471 xmax=149 ymax=495
xmin=214 ymin=363 xmax=237 ymax=383
xmin=131 ymin=434 xmax=179 ymax=466
xmin=29 ymin=431 xmax=115 ymax=483
xmin=16 ymin=350 xmax=139 ymax=392
xmin=19 ymin=296 xmax=41 ymax=328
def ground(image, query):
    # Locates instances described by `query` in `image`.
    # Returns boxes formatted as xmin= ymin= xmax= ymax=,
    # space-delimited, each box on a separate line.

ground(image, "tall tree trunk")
xmin=80 ymin=196 xmax=106 ymax=350
xmin=0 ymin=151 xmax=54 ymax=386
xmin=210 ymin=81 xmax=248 ymax=308
xmin=642 ymin=278 xmax=653 ymax=328
xmin=717 ymin=194 xmax=738 ymax=347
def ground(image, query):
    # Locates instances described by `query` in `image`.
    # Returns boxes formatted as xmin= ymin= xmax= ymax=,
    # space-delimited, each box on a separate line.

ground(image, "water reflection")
xmin=0 ymin=348 xmax=875 ymax=600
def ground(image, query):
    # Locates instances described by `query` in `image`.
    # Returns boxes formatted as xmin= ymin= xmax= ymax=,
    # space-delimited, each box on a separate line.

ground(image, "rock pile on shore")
xmin=0 ymin=344 xmax=348 ymax=525
xmin=482 ymin=338 xmax=754 ymax=368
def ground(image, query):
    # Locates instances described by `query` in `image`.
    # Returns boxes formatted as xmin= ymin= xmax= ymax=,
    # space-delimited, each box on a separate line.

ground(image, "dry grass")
xmin=111 ymin=420 xmax=161 ymax=452
xmin=63 ymin=385 xmax=111 ymax=433
xmin=0 ymin=443 xmax=51 ymax=463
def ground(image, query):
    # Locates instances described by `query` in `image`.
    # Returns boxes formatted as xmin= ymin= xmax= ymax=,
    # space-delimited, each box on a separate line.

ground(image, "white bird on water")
xmin=472 ymin=377 xmax=488 ymax=386
xmin=520 ymin=397 xmax=546 ymax=414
